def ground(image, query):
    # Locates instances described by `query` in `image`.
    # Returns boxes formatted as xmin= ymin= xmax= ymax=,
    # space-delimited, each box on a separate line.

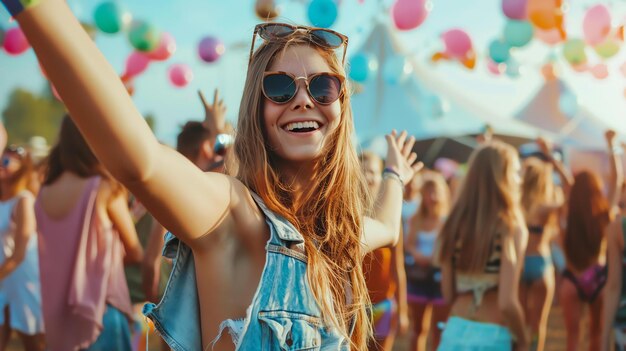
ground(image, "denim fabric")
xmin=143 ymin=192 xmax=349 ymax=350
xmin=437 ymin=317 xmax=512 ymax=351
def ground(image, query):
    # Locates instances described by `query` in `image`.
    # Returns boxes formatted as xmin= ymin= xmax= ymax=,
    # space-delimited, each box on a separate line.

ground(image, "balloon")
xmin=460 ymin=52 xmax=476 ymax=69
xmin=558 ymin=91 xmax=578 ymax=117
xmin=146 ymin=32 xmax=176 ymax=61
xmin=383 ymin=56 xmax=412 ymax=85
xmin=3 ymin=27 xmax=30 ymax=55
xmin=535 ymin=28 xmax=564 ymax=45
xmin=307 ymin=0 xmax=338 ymax=28
xmin=594 ymin=39 xmax=620 ymax=59
xmin=391 ymin=0 xmax=429 ymax=31
xmin=502 ymin=0 xmax=527 ymax=20
xmin=590 ymin=63 xmax=608 ymax=79
xmin=487 ymin=59 xmax=504 ymax=75
xmin=128 ymin=21 xmax=160 ymax=52
xmin=571 ymin=63 xmax=589 ymax=72
xmin=93 ymin=2 xmax=131 ymax=34
xmin=582 ymin=4 xmax=611 ymax=46
xmin=255 ymin=0 xmax=280 ymax=20
xmin=168 ymin=64 xmax=193 ymax=88
xmin=123 ymin=51 xmax=150 ymax=78
xmin=488 ymin=39 xmax=510 ymax=64
xmin=198 ymin=36 xmax=225 ymax=63
xmin=563 ymin=39 xmax=587 ymax=65
xmin=441 ymin=29 xmax=473 ymax=59
xmin=504 ymin=20 xmax=534 ymax=47
xmin=348 ymin=53 xmax=378 ymax=82
xmin=526 ymin=0 xmax=563 ymax=30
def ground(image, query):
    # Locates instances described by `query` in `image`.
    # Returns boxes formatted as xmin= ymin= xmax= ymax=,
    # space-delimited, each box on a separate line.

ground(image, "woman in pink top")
xmin=35 ymin=116 xmax=143 ymax=351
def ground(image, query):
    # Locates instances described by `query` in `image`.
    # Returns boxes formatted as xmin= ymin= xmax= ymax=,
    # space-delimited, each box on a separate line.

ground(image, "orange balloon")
xmin=527 ymin=0 xmax=563 ymax=30
xmin=461 ymin=51 xmax=476 ymax=69
xmin=431 ymin=52 xmax=450 ymax=62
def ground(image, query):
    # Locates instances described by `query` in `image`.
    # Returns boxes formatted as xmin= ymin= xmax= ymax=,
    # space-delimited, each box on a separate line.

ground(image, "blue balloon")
xmin=307 ymin=0 xmax=338 ymax=28
xmin=503 ymin=20 xmax=534 ymax=48
xmin=489 ymin=39 xmax=511 ymax=64
xmin=349 ymin=53 xmax=377 ymax=82
xmin=383 ymin=56 xmax=412 ymax=85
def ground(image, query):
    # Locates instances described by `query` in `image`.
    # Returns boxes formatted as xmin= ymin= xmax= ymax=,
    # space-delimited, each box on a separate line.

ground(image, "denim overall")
xmin=143 ymin=193 xmax=351 ymax=350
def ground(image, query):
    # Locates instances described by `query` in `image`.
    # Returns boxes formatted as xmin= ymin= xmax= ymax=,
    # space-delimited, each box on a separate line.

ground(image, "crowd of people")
xmin=0 ymin=1 xmax=625 ymax=350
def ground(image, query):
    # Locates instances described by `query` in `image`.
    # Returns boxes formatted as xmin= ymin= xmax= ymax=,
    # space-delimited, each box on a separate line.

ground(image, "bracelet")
xmin=2 ymin=0 xmax=41 ymax=17
xmin=382 ymin=169 xmax=404 ymax=189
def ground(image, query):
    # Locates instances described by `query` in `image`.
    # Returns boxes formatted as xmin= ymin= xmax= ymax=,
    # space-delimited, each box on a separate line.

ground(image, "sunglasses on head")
xmin=262 ymin=71 xmax=344 ymax=105
xmin=249 ymin=23 xmax=349 ymax=65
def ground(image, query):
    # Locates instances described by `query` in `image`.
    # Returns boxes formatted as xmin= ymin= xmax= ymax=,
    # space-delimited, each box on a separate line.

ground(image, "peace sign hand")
xmin=198 ymin=89 xmax=227 ymax=137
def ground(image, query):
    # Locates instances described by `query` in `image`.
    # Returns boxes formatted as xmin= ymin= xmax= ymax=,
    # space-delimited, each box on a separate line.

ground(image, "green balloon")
xmin=503 ymin=20 xmax=534 ymax=48
xmin=562 ymin=39 xmax=587 ymax=65
xmin=94 ymin=2 xmax=129 ymax=34
xmin=128 ymin=21 xmax=160 ymax=52
xmin=595 ymin=40 xmax=620 ymax=59
xmin=489 ymin=39 xmax=511 ymax=64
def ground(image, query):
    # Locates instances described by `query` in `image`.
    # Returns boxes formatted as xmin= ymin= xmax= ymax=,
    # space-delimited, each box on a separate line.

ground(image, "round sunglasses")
xmin=262 ymin=71 xmax=344 ymax=105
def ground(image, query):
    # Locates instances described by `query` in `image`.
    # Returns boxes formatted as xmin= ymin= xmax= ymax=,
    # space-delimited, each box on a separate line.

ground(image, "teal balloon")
xmin=307 ymin=0 xmax=338 ymax=28
xmin=349 ymin=53 xmax=377 ymax=82
xmin=562 ymin=39 xmax=587 ymax=65
xmin=128 ymin=21 xmax=160 ymax=52
xmin=93 ymin=2 xmax=129 ymax=34
xmin=489 ymin=39 xmax=511 ymax=63
xmin=503 ymin=20 xmax=534 ymax=48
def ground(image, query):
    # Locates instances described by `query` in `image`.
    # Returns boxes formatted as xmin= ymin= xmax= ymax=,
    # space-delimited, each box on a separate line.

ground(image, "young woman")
xmin=560 ymin=130 xmax=621 ymax=351
xmin=0 ymin=146 xmax=44 ymax=351
xmin=6 ymin=1 xmax=422 ymax=349
xmin=359 ymin=151 xmax=408 ymax=351
xmin=405 ymin=171 xmax=450 ymax=351
xmin=436 ymin=141 xmax=529 ymax=351
xmin=35 ymin=116 xmax=143 ymax=351
xmin=519 ymin=138 xmax=573 ymax=351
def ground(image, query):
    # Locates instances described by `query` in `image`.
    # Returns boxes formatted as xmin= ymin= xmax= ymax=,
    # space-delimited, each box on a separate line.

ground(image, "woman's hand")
xmin=384 ymin=130 xmax=423 ymax=185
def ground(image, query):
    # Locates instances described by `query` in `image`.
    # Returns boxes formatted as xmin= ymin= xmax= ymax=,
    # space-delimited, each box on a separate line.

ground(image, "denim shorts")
xmin=438 ymin=317 xmax=512 ymax=351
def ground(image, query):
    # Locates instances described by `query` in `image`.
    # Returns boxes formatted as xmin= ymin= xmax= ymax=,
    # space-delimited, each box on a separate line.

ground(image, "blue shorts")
xmin=438 ymin=317 xmax=512 ymax=351
xmin=83 ymin=305 xmax=132 ymax=351
xmin=522 ymin=255 xmax=552 ymax=284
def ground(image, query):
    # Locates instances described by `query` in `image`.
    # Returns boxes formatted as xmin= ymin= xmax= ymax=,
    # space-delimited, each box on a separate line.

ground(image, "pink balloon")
xmin=3 ymin=27 xmax=30 ymax=55
xmin=583 ymin=5 xmax=612 ymax=46
xmin=571 ymin=63 xmax=589 ymax=72
xmin=168 ymin=64 xmax=193 ymax=87
xmin=487 ymin=59 xmax=503 ymax=75
xmin=590 ymin=63 xmax=608 ymax=79
xmin=124 ymin=51 xmax=151 ymax=78
xmin=502 ymin=0 xmax=527 ymax=20
xmin=441 ymin=29 xmax=473 ymax=59
xmin=391 ymin=0 xmax=429 ymax=31
xmin=535 ymin=28 xmax=563 ymax=45
xmin=198 ymin=36 xmax=225 ymax=63
xmin=147 ymin=32 xmax=176 ymax=61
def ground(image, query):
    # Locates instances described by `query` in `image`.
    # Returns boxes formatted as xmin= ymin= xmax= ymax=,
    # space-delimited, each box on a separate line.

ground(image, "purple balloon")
xmin=198 ymin=36 xmax=225 ymax=63
xmin=502 ymin=0 xmax=527 ymax=20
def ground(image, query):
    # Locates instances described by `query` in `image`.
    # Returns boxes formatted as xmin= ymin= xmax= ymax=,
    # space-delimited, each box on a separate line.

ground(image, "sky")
xmin=1 ymin=0 xmax=626 ymax=146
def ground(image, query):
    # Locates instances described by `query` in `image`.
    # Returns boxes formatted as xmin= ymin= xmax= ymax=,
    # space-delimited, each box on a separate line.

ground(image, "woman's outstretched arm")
xmin=8 ymin=0 xmax=249 ymax=248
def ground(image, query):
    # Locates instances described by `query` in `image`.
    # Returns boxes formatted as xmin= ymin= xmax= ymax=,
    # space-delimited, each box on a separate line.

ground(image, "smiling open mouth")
xmin=283 ymin=121 xmax=321 ymax=133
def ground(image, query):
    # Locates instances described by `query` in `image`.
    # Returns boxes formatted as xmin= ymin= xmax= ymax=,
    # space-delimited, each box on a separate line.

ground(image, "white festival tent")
xmin=350 ymin=19 xmax=550 ymax=148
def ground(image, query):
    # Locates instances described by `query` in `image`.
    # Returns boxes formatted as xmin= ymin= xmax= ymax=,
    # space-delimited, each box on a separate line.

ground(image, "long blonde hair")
xmin=234 ymin=33 xmax=372 ymax=349
xmin=521 ymin=157 xmax=554 ymax=217
xmin=437 ymin=141 xmax=521 ymax=273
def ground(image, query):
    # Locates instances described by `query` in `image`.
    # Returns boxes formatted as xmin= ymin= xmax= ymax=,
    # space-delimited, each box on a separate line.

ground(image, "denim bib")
xmin=143 ymin=192 xmax=350 ymax=350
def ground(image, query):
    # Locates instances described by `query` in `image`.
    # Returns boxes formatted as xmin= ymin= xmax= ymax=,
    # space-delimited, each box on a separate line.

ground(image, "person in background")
xmin=561 ymin=130 xmax=621 ymax=351
xmin=601 ymin=139 xmax=625 ymax=351
xmin=519 ymin=138 xmax=573 ymax=351
xmin=0 ymin=145 xmax=45 ymax=351
xmin=436 ymin=141 xmax=529 ymax=351
xmin=359 ymin=151 xmax=408 ymax=351
xmin=405 ymin=171 xmax=450 ymax=351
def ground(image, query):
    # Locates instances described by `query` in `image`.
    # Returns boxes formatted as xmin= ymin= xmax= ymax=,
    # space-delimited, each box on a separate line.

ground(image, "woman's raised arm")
xmin=7 ymin=0 xmax=239 ymax=248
